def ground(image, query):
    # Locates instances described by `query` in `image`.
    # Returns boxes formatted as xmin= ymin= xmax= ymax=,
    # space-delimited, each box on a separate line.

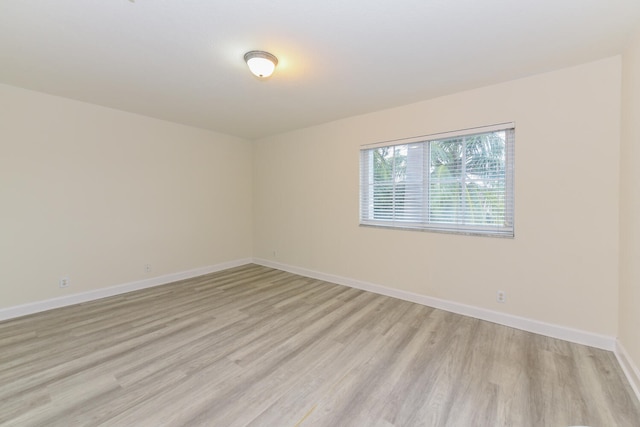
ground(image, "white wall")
xmin=0 ymin=55 xmax=627 ymax=344
xmin=253 ymin=57 xmax=621 ymax=337
xmin=620 ymin=28 xmax=640 ymax=382
xmin=0 ymin=84 xmax=253 ymax=309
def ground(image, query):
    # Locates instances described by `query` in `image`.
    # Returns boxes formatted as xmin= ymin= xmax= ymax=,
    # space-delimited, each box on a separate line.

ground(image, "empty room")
xmin=2 ymin=1 xmax=640 ymax=426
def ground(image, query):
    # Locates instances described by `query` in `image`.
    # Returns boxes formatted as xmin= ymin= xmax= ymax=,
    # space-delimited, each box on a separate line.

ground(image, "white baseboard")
xmin=0 ymin=258 xmax=252 ymax=322
xmin=2 ymin=257 xmax=635 ymax=400
xmin=615 ymin=341 xmax=640 ymax=402
xmin=253 ymin=258 xmax=616 ymax=352
xmin=2 ymin=257 xmax=617 ymax=352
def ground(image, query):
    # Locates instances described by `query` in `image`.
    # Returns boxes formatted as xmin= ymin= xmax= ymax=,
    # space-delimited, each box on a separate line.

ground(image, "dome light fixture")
xmin=244 ymin=50 xmax=278 ymax=78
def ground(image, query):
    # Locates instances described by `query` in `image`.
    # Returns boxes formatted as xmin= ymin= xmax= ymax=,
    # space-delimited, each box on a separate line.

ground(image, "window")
xmin=360 ymin=123 xmax=514 ymax=237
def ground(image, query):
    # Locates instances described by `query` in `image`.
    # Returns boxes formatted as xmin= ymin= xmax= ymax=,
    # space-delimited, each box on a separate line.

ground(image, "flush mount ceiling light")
xmin=244 ymin=50 xmax=278 ymax=78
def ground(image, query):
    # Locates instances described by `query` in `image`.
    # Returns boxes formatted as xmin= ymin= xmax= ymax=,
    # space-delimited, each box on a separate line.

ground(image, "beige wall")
xmin=0 ymin=55 xmax=627 ymax=342
xmin=620 ymin=28 xmax=640 ymax=373
xmin=0 ymin=84 xmax=253 ymax=309
xmin=254 ymin=57 xmax=622 ymax=336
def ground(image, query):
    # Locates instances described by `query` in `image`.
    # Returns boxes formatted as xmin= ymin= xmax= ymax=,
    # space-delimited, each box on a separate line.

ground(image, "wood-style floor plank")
xmin=0 ymin=264 xmax=639 ymax=426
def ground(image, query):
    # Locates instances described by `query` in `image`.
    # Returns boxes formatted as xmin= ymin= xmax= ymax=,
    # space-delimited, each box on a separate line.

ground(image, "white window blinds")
xmin=360 ymin=123 xmax=515 ymax=237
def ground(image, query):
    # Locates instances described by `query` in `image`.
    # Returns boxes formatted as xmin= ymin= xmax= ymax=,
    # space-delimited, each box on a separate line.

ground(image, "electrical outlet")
xmin=59 ymin=277 xmax=69 ymax=288
xmin=144 ymin=264 xmax=152 ymax=274
xmin=496 ymin=290 xmax=506 ymax=303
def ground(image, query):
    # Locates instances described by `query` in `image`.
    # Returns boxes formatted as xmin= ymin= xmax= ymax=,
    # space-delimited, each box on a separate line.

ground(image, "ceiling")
xmin=1 ymin=1 xmax=639 ymax=140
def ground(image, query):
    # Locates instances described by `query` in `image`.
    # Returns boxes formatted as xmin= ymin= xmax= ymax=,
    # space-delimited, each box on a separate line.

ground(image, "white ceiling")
xmin=1 ymin=1 xmax=639 ymax=139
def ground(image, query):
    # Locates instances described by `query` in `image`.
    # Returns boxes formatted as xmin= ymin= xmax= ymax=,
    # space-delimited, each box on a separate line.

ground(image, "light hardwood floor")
xmin=1 ymin=264 xmax=639 ymax=426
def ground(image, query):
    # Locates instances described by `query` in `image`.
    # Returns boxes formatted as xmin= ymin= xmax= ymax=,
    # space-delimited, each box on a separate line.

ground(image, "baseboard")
xmin=0 ymin=258 xmax=252 ymax=322
xmin=253 ymin=258 xmax=616 ymax=351
xmin=616 ymin=341 xmax=640 ymax=402
xmin=2 ymin=257 xmax=632 ymax=396
xmin=0 ymin=256 xmax=619 ymax=353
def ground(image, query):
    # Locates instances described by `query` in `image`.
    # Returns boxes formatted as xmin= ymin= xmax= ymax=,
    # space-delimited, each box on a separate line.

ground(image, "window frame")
xmin=359 ymin=123 xmax=515 ymax=238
